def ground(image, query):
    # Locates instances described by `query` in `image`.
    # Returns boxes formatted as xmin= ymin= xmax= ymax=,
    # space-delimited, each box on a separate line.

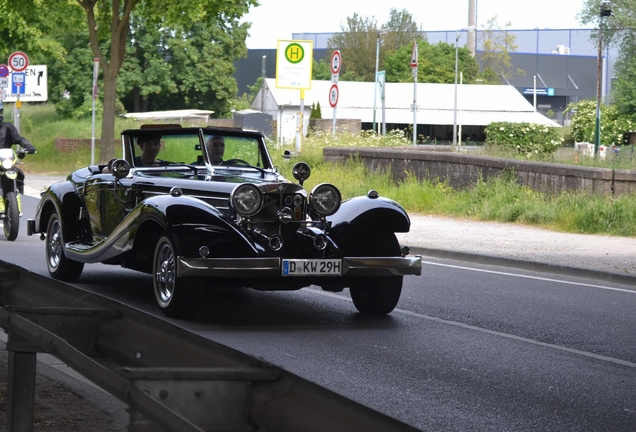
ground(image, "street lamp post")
xmin=373 ymin=28 xmax=387 ymax=134
xmin=453 ymin=26 xmax=474 ymax=145
xmin=594 ymin=1 xmax=612 ymax=155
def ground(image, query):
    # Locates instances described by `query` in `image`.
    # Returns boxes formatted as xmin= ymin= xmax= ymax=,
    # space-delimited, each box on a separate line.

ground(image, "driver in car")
xmin=206 ymin=135 xmax=225 ymax=164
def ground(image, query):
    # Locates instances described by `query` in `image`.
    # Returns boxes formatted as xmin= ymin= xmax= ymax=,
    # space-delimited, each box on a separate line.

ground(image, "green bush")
xmin=485 ymin=122 xmax=563 ymax=158
xmin=566 ymin=99 xmax=636 ymax=145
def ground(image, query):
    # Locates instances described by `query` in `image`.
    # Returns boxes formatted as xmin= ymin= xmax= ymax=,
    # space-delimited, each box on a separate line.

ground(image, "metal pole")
xmin=413 ymin=65 xmax=418 ymax=146
xmin=372 ymin=32 xmax=380 ymax=134
xmin=533 ymin=75 xmax=537 ymax=110
xmin=452 ymin=32 xmax=459 ymax=145
xmin=261 ymin=55 xmax=267 ymax=112
xmin=594 ymin=19 xmax=603 ymax=155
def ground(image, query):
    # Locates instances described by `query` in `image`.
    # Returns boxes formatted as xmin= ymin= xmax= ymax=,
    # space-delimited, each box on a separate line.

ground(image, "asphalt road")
xmin=2 ymin=195 xmax=636 ymax=431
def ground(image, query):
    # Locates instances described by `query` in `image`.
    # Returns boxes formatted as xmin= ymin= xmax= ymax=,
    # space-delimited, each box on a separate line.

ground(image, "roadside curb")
xmin=411 ymin=246 xmax=636 ymax=287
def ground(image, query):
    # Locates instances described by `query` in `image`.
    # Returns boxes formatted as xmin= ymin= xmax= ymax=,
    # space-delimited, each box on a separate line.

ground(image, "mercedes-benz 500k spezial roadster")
xmin=28 ymin=125 xmax=421 ymax=318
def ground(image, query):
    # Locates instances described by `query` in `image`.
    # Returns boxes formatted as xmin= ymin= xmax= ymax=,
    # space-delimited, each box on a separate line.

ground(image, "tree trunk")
xmin=100 ymin=65 xmax=118 ymax=163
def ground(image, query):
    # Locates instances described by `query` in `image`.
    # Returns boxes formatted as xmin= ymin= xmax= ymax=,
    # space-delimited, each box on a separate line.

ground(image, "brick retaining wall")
xmin=323 ymin=146 xmax=636 ymax=196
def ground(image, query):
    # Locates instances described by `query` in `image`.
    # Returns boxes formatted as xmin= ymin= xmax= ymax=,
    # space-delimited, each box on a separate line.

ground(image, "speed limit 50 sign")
xmin=8 ymin=52 xmax=29 ymax=72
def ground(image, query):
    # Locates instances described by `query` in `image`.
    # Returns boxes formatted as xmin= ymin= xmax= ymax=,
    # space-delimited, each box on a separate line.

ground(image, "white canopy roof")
xmin=123 ymin=109 xmax=214 ymax=121
xmin=259 ymin=79 xmax=559 ymax=127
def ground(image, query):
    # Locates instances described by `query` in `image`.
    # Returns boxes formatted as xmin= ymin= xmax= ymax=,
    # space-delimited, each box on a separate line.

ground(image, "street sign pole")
xmin=330 ymin=50 xmax=341 ymax=135
xmin=411 ymin=40 xmax=418 ymax=146
xmin=9 ymin=52 xmax=29 ymax=135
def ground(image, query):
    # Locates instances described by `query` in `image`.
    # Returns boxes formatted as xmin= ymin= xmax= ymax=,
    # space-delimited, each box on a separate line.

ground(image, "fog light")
xmin=277 ymin=207 xmax=293 ymax=224
xmin=269 ymin=235 xmax=283 ymax=251
xmin=199 ymin=246 xmax=210 ymax=258
xmin=313 ymin=234 xmax=327 ymax=251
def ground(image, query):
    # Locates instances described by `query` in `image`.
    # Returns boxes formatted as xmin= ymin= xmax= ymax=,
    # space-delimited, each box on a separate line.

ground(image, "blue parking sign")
xmin=11 ymin=72 xmax=25 ymax=95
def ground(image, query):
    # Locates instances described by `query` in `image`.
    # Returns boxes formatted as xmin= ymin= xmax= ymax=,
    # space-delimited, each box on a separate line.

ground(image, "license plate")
xmin=282 ymin=259 xmax=342 ymax=276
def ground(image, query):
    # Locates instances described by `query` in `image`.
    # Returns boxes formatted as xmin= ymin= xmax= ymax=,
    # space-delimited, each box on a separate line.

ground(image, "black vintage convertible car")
xmin=28 ymin=125 xmax=421 ymax=318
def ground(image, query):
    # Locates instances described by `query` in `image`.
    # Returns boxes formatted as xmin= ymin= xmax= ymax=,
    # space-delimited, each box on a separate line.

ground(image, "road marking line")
xmin=307 ymin=289 xmax=636 ymax=369
xmin=395 ymin=308 xmax=636 ymax=369
xmin=422 ymin=260 xmax=636 ymax=294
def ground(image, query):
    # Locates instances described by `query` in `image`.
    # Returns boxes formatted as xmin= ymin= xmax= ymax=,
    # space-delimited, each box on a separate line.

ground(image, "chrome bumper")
xmin=177 ymin=256 xmax=422 ymax=278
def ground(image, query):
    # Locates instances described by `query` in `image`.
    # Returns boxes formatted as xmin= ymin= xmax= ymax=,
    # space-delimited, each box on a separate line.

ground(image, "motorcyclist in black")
xmin=0 ymin=101 xmax=36 ymax=214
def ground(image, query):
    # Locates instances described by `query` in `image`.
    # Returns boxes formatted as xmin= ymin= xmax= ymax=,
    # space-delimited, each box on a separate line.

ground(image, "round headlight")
xmin=230 ymin=184 xmax=263 ymax=217
xmin=2 ymin=158 xmax=14 ymax=170
xmin=309 ymin=184 xmax=341 ymax=216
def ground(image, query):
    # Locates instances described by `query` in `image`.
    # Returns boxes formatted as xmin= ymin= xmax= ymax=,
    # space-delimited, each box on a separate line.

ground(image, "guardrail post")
xmin=6 ymin=332 xmax=39 ymax=432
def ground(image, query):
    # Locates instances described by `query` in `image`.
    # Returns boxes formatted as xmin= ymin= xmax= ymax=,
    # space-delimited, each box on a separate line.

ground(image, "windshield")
xmin=130 ymin=131 xmax=267 ymax=169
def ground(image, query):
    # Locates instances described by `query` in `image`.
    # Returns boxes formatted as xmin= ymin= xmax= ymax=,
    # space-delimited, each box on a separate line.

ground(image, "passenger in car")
xmin=206 ymin=135 xmax=225 ymax=164
xmin=134 ymin=135 xmax=168 ymax=167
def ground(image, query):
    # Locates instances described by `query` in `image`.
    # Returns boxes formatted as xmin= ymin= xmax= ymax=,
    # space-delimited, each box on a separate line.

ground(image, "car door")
xmin=82 ymin=172 xmax=133 ymax=241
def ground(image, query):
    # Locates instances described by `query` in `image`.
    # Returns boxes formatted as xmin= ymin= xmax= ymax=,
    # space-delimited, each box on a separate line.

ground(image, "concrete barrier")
xmin=323 ymin=146 xmax=636 ymax=196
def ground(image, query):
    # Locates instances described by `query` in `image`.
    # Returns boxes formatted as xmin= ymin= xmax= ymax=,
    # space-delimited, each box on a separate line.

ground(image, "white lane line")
xmin=422 ymin=260 xmax=636 ymax=294
xmin=307 ymin=290 xmax=636 ymax=369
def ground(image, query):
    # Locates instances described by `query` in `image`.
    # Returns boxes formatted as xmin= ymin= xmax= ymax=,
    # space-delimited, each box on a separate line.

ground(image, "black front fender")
xmin=327 ymin=195 xmax=411 ymax=251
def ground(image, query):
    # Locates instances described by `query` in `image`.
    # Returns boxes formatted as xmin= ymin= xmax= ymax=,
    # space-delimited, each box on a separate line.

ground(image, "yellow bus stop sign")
xmin=276 ymin=40 xmax=313 ymax=90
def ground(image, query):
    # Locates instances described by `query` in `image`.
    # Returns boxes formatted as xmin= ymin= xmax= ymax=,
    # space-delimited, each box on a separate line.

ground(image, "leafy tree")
xmin=0 ymin=0 xmax=68 ymax=61
xmin=381 ymin=8 xmax=423 ymax=53
xmin=327 ymin=13 xmax=379 ymax=82
xmin=578 ymin=0 xmax=636 ymax=116
xmin=479 ymin=16 xmax=524 ymax=84
xmin=384 ymin=40 xmax=478 ymax=84
xmin=326 ymin=9 xmax=422 ymax=83
xmin=71 ymin=0 xmax=256 ymax=163
xmin=312 ymin=58 xmax=331 ymax=80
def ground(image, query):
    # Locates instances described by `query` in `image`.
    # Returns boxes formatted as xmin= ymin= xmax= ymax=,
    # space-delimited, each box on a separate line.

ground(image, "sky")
xmin=243 ymin=0 xmax=591 ymax=48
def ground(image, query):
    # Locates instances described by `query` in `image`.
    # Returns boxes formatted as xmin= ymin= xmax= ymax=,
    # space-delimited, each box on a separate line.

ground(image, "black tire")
xmin=349 ymin=232 xmax=403 ymax=315
xmin=46 ymin=211 xmax=84 ymax=281
xmin=153 ymin=234 xmax=203 ymax=319
xmin=3 ymin=192 xmax=19 ymax=241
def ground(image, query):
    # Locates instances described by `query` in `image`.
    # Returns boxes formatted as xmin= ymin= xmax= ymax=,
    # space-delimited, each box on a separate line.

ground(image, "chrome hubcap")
xmin=48 ymin=220 xmax=62 ymax=269
xmin=155 ymin=242 xmax=175 ymax=304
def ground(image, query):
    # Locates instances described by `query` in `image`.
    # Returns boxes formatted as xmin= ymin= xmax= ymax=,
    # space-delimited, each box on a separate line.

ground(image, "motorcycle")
xmin=0 ymin=148 xmax=27 ymax=241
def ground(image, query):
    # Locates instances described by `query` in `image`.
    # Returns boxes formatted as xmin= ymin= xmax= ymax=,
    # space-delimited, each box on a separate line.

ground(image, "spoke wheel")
xmin=153 ymin=234 xmax=202 ymax=318
xmin=349 ymin=232 xmax=403 ymax=315
xmin=46 ymin=211 xmax=84 ymax=281
xmin=3 ymin=192 xmax=19 ymax=241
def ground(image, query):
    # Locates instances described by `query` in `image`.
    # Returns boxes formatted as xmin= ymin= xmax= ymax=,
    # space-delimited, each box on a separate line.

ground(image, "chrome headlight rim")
xmin=309 ymin=183 xmax=341 ymax=217
xmin=230 ymin=184 xmax=264 ymax=217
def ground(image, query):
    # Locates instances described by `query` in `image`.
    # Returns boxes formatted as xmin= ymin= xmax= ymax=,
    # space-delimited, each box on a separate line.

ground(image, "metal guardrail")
xmin=0 ymin=261 xmax=423 ymax=432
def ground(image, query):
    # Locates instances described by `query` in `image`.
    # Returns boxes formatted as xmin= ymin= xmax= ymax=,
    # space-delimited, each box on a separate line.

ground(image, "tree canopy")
xmin=2 ymin=0 xmax=257 ymax=163
xmin=324 ymin=8 xmax=423 ymax=82
xmin=578 ymin=0 xmax=636 ymax=116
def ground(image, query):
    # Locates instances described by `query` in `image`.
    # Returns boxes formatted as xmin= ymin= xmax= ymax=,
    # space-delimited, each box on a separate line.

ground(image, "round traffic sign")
xmin=330 ymin=50 xmax=341 ymax=75
xmin=329 ymin=84 xmax=339 ymax=108
xmin=0 ymin=64 xmax=8 ymax=78
xmin=8 ymin=51 xmax=29 ymax=72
